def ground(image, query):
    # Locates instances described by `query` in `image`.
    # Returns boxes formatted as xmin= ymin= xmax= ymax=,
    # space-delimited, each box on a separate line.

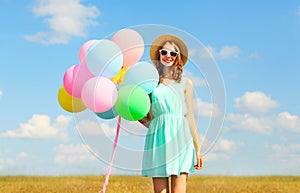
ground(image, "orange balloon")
xmin=57 ymin=86 xmax=86 ymax=113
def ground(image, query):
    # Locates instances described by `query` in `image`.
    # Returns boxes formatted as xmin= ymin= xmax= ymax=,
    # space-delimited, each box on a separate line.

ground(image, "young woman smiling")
xmin=139 ymin=34 xmax=203 ymax=193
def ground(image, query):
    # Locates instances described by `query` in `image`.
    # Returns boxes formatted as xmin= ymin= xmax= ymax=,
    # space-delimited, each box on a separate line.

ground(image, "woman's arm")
xmin=184 ymin=78 xmax=203 ymax=169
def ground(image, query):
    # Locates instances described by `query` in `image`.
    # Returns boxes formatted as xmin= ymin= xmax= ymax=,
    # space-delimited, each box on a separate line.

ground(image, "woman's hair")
xmin=155 ymin=41 xmax=184 ymax=83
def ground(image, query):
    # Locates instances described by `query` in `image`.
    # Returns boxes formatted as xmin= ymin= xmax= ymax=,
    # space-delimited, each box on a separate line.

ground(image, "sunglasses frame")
xmin=159 ymin=49 xmax=178 ymax=57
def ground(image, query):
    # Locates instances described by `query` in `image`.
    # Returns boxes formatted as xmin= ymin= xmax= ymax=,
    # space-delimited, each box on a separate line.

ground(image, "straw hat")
xmin=150 ymin=34 xmax=188 ymax=66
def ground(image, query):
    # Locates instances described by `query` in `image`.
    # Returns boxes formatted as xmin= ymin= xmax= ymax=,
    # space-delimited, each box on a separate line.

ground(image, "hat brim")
xmin=150 ymin=34 xmax=188 ymax=66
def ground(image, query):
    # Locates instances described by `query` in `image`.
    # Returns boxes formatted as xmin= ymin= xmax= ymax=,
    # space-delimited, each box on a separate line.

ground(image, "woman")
xmin=139 ymin=34 xmax=203 ymax=193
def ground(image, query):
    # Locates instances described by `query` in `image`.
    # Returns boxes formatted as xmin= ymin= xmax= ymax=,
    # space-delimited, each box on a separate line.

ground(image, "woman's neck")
xmin=162 ymin=66 xmax=172 ymax=79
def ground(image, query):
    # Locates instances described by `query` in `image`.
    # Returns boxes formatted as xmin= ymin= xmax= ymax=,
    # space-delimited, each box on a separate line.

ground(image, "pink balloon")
xmin=112 ymin=29 xmax=144 ymax=67
xmin=81 ymin=77 xmax=118 ymax=113
xmin=78 ymin=39 xmax=97 ymax=64
xmin=63 ymin=64 xmax=94 ymax=98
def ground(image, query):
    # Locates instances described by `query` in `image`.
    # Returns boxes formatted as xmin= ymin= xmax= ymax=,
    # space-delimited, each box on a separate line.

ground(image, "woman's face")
xmin=159 ymin=42 xmax=178 ymax=67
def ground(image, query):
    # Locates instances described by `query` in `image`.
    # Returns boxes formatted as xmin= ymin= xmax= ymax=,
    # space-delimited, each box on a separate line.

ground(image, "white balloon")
xmin=86 ymin=40 xmax=123 ymax=78
xmin=124 ymin=61 xmax=159 ymax=93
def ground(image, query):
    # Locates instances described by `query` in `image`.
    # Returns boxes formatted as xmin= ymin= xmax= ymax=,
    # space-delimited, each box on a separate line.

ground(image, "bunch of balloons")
xmin=58 ymin=29 xmax=159 ymax=121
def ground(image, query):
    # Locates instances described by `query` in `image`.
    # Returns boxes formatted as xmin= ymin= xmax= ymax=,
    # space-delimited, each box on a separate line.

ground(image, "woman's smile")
xmin=161 ymin=56 xmax=174 ymax=66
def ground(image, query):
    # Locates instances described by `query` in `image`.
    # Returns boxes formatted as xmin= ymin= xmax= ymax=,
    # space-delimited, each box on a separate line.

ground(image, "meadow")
xmin=0 ymin=175 xmax=299 ymax=193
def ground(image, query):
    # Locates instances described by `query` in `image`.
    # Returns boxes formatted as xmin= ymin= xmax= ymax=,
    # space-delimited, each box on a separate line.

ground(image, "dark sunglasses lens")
xmin=170 ymin=52 xmax=178 ymax=57
xmin=160 ymin=50 xmax=168 ymax=55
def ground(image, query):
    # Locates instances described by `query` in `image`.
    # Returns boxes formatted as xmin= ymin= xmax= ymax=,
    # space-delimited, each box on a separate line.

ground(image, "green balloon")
xmin=115 ymin=85 xmax=150 ymax=121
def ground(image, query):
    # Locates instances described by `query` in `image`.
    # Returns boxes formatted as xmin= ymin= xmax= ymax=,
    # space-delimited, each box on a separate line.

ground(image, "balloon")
xmin=81 ymin=76 xmax=118 ymax=113
xmin=86 ymin=39 xmax=123 ymax=78
xmin=124 ymin=61 xmax=159 ymax=93
xmin=114 ymin=85 xmax=150 ymax=121
xmin=57 ymin=86 xmax=86 ymax=113
xmin=63 ymin=64 xmax=94 ymax=98
xmin=112 ymin=29 xmax=144 ymax=67
xmin=96 ymin=107 xmax=118 ymax=119
xmin=111 ymin=66 xmax=130 ymax=84
xmin=78 ymin=39 xmax=97 ymax=64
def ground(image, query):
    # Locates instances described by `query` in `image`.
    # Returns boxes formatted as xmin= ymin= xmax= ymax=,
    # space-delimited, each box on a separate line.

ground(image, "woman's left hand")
xmin=194 ymin=154 xmax=203 ymax=170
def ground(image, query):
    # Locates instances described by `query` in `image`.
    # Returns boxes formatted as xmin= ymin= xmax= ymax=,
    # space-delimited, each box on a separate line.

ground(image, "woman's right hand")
xmin=138 ymin=111 xmax=152 ymax=128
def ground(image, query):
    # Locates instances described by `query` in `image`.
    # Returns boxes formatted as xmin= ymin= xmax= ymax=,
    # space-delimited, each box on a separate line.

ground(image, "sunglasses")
xmin=159 ymin=49 xmax=178 ymax=57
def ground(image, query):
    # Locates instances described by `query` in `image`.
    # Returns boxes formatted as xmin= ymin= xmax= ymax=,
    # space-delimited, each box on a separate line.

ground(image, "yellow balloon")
xmin=58 ymin=86 xmax=86 ymax=113
xmin=111 ymin=66 xmax=130 ymax=84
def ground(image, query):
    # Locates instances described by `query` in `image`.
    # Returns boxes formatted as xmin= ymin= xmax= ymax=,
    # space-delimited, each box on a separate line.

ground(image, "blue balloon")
xmin=124 ymin=61 xmax=159 ymax=93
xmin=86 ymin=39 xmax=123 ymax=78
xmin=96 ymin=107 xmax=118 ymax=120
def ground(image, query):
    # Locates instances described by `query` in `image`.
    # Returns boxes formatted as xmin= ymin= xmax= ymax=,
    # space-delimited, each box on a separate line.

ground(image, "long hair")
xmin=155 ymin=41 xmax=184 ymax=83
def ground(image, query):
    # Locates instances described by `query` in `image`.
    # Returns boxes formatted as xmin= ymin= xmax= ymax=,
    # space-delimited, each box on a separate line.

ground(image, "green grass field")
xmin=0 ymin=175 xmax=299 ymax=193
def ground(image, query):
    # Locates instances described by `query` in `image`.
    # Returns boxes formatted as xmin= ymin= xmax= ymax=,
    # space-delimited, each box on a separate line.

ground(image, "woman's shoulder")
xmin=183 ymin=77 xmax=194 ymax=91
xmin=182 ymin=77 xmax=193 ymax=86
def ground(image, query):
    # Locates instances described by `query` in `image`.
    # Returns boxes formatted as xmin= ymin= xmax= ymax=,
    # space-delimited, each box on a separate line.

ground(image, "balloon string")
xmin=100 ymin=116 xmax=122 ymax=193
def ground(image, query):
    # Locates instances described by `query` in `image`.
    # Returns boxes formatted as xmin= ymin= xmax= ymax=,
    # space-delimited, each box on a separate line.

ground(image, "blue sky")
xmin=0 ymin=0 xmax=300 ymax=176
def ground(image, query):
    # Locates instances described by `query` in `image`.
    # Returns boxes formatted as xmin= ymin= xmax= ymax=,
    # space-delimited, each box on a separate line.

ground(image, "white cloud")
xmin=266 ymin=143 xmax=300 ymax=154
xmin=0 ymin=90 xmax=2 ymax=97
xmin=76 ymin=118 xmax=144 ymax=137
xmin=218 ymin=46 xmax=240 ymax=59
xmin=0 ymin=150 xmax=14 ymax=171
xmin=199 ymin=46 xmax=214 ymax=58
xmin=194 ymin=98 xmax=223 ymax=118
xmin=0 ymin=114 xmax=71 ymax=140
xmin=226 ymin=91 xmax=300 ymax=134
xmin=226 ymin=113 xmax=273 ymax=134
xmin=54 ymin=144 xmax=96 ymax=164
xmin=119 ymin=119 xmax=147 ymax=135
xmin=18 ymin=152 xmax=28 ymax=158
xmin=248 ymin=52 xmax=261 ymax=59
xmin=265 ymin=143 xmax=300 ymax=174
xmin=204 ymin=137 xmax=239 ymax=161
xmin=193 ymin=79 xmax=207 ymax=87
xmin=24 ymin=0 xmax=100 ymax=44
xmin=204 ymin=152 xmax=230 ymax=161
xmin=76 ymin=120 xmax=117 ymax=136
xmin=200 ymin=45 xmax=241 ymax=59
xmin=235 ymin=91 xmax=278 ymax=113
xmin=297 ymin=6 xmax=300 ymax=15
xmin=184 ymin=70 xmax=207 ymax=87
xmin=226 ymin=111 xmax=300 ymax=134
xmin=213 ymin=138 xmax=237 ymax=153
xmin=188 ymin=48 xmax=197 ymax=57
xmin=276 ymin=112 xmax=300 ymax=133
